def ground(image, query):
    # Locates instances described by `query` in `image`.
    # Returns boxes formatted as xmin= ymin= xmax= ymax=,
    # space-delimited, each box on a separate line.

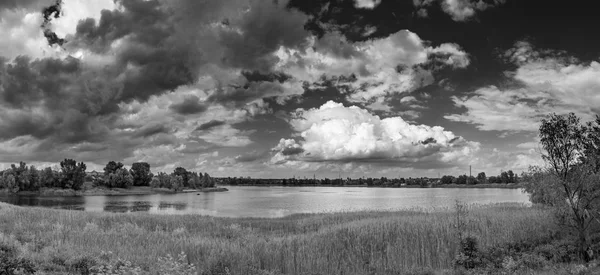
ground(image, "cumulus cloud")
xmin=414 ymin=0 xmax=506 ymax=21
xmin=446 ymin=42 xmax=600 ymax=132
xmin=354 ymin=0 xmax=382 ymax=9
xmin=271 ymin=101 xmax=479 ymax=167
xmin=274 ymin=30 xmax=469 ymax=109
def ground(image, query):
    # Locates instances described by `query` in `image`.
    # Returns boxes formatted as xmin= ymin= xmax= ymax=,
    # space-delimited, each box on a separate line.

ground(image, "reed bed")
xmin=0 ymin=202 xmax=555 ymax=274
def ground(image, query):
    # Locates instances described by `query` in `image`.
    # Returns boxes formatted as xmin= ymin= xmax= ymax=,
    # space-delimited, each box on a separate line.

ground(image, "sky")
xmin=0 ymin=0 xmax=599 ymax=179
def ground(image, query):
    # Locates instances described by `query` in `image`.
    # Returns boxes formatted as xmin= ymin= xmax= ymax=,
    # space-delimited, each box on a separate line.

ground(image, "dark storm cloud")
xmin=282 ymin=146 xmax=304 ymax=156
xmin=1 ymin=56 xmax=79 ymax=108
xmin=0 ymin=55 xmax=120 ymax=143
xmin=169 ymin=95 xmax=207 ymax=115
xmin=195 ymin=120 xmax=226 ymax=131
xmin=68 ymin=0 xmax=201 ymax=103
xmin=41 ymin=0 xmax=66 ymax=47
xmin=218 ymin=0 xmax=309 ymax=72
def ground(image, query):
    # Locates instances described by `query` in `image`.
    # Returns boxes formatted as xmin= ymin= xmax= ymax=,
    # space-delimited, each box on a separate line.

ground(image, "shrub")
xmin=156 ymin=252 xmax=196 ymax=275
xmin=0 ymin=241 xmax=36 ymax=274
xmin=454 ymin=236 xmax=482 ymax=269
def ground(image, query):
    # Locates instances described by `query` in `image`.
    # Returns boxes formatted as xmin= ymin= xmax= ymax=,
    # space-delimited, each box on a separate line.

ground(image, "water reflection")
xmin=103 ymin=201 xmax=154 ymax=213
xmin=0 ymin=186 xmax=531 ymax=218
xmin=158 ymin=202 xmax=187 ymax=211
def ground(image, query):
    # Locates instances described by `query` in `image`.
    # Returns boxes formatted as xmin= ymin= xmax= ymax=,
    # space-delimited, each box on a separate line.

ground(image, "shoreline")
xmin=218 ymin=183 xmax=523 ymax=189
xmin=0 ymin=186 xmax=229 ymax=197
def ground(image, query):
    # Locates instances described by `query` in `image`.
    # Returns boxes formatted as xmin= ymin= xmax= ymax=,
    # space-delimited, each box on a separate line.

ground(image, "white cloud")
xmin=0 ymin=0 xmax=116 ymax=61
xmin=271 ymin=101 xmax=479 ymax=166
xmin=446 ymin=45 xmax=600 ymax=132
xmin=414 ymin=0 xmax=505 ymax=21
xmin=354 ymin=0 xmax=382 ymax=9
xmin=53 ymin=0 xmax=116 ymax=37
xmin=274 ymin=30 xmax=469 ymax=109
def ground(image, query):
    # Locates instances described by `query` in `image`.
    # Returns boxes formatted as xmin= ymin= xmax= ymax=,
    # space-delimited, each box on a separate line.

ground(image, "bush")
xmin=0 ymin=241 xmax=36 ymax=274
xmin=156 ymin=252 xmax=196 ymax=275
xmin=454 ymin=236 xmax=482 ymax=269
xmin=90 ymin=251 xmax=143 ymax=274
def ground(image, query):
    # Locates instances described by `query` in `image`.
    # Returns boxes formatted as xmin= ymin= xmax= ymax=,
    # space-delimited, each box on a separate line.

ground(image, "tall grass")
xmin=0 ymin=202 xmax=555 ymax=274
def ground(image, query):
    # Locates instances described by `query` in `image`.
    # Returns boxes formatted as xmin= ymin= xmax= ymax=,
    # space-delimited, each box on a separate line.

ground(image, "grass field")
xmin=2 ymin=201 xmax=582 ymax=274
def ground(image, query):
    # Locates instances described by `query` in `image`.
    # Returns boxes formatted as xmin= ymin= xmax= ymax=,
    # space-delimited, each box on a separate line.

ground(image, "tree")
xmin=130 ymin=162 xmax=153 ymax=186
xmin=441 ymin=175 xmax=455 ymax=184
xmin=507 ymin=170 xmax=515 ymax=183
xmin=200 ymin=173 xmax=215 ymax=188
xmin=107 ymin=168 xmax=133 ymax=188
xmin=150 ymin=177 xmax=161 ymax=188
xmin=0 ymin=173 xmax=18 ymax=193
xmin=476 ymin=172 xmax=486 ymax=183
xmin=500 ymin=171 xmax=510 ymax=184
xmin=103 ymin=161 xmax=124 ymax=176
xmin=28 ymin=165 xmax=40 ymax=191
xmin=456 ymin=175 xmax=468 ymax=185
xmin=170 ymin=175 xmax=183 ymax=192
xmin=525 ymin=113 xmax=600 ymax=262
xmin=155 ymin=172 xmax=171 ymax=189
xmin=39 ymin=167 xmax=59 ymax=188
xmin=60 ymin=159 xmax=87 ymax=190
xmin=173 ymin=167 xmax=189 ymax=187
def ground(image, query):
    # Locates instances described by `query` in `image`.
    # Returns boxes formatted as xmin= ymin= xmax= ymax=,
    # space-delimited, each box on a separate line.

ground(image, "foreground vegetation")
xmin=0 ymin=160 xmax=216 ymax=195
xmin=3 ymin=202 xmax=600 ymax=274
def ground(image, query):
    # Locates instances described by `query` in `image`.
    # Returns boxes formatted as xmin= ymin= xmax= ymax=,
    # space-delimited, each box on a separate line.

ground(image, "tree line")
xmin=440 ymin=170 xmax=519 ymax=185
xmin=0 ymin=159 xmax=215 ymax=193
xmin=223 ymin=171 xmax=520 ymax=187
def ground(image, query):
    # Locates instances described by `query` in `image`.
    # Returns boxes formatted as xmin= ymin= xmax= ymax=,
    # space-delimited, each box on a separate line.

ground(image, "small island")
xmin=0 ymin=160 xmax=227 ymax=197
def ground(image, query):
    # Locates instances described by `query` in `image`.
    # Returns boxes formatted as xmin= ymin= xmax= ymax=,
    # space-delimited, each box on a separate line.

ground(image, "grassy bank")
xmin=0 ymin=186 xmax=229 ymax=197
xmin=3 ymin=202 xmax=594 ymax=274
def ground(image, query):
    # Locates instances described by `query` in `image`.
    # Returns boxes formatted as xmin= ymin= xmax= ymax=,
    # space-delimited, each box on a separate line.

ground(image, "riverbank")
xmin=220 ymin=183 xmax=523 ymax=189
xmin=0 ymin=186 xmax=228 ymax=197
xmin=0 ymin=202 xmax=596 ymax=274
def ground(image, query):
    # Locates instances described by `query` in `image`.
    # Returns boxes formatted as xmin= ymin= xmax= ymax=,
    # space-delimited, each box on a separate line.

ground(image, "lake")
xmin=0 ymin=186 xmax=531 ymax=218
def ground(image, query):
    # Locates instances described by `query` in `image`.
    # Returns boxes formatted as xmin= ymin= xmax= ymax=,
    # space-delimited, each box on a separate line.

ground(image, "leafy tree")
xmin=476 ymin=172 xmax=486 ymax=183
xmin=500 ymin=171 xmax=510 ymax=184
xmin=200 ymin=173 xmax=215 ymax=188
xmin=130 ymin=162 xmax=153 ymax=186
xmin=0 ymin=174 xmax=18 ymax=193
xmin=28 ymin=165 xmax=40 ymax=190
xmin=170 ymin=175 xmax=183 ymax=192
xmin=456 ymin=175 xmax=468 ymax=185
xmin=60 ymin=159 xmax=87 ymax=190
xmin=507 ymin=170 xmax=515 ymax=183
xmin=155 ymin=172 xmax=171 ymax=189
xmin=150 ymin=177 xmax=160 ymax=188
xmin=39 ymin=167 xmax=59 ymax=188
xmin=103 ymin=161 xmax=124 ymax=176
xmin=106 ymin=168 xmax=133 ymax=188
xmin=467 ymin=176 xmax=478 ymax=185
xmin=173 ymin=167 xmax=189 ymax=187
xmin=441 ymin=175 xmax=455 ymax=184
xmin=524 ymin=113 xmax=600 ymax=261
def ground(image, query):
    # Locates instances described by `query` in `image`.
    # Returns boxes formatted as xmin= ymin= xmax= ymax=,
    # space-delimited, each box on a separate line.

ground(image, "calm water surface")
xmin=0 ymin=186 xmax=531 ymax=218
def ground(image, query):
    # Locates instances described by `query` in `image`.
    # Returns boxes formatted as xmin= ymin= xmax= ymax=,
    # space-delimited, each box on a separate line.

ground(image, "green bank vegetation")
xmin=0 ymin=160 xmax=217 ymax=195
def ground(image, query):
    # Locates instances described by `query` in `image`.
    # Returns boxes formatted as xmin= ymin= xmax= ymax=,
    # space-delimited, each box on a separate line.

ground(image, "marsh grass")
xmin=0 ymin=202 xmax=555 ymax=274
